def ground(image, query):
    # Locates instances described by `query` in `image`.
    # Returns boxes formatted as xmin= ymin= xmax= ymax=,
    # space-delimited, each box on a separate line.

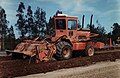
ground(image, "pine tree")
xmin=87 ymin=24 xmax=97 ymax=33
xmin=5 ymin=26 xmax=15 ymax=50
xmin=40 ymin=9 xmax=47 ymax=37
xmin=16 ymin=3 xmax=47 ymax=39
xmin=34 ymin=7 xmax=47 ymax=38
xmin=96 ymin=20 xmax=106 ymax=35
xmin=112 ymin=23 xmax=120 ymax=43
xmin=87 ymin=20 xmax=106 ymax=35
xmin=26 ymin=5 xmax=34 ymax=38
xmin=47 ymin=17 xmax=55 ymax=36
xmin=15 ymin=2 xmax=26 ymax=39
xmin=87 ymin=20 xmax=107 ymax=43
xmin=0 ymin=6 xmax=9 ymax=50
xmin=8 ymin=26 xmax=15 ymax=39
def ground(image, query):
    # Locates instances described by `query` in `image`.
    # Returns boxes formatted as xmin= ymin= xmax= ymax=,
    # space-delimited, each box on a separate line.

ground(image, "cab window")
xmin=68 ymin=20 xmax=77 ymax=30
xmin=56 ymin=19 xmax=66 ymax=29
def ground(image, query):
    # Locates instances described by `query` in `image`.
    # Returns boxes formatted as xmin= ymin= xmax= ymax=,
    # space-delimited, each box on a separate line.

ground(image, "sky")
xmin=0 ymin=0 xmax=120 ymax=38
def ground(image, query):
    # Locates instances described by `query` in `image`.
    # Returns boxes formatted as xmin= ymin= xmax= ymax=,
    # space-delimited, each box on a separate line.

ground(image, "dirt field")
xmin=0 ymin=51 xmax=7 ymax=56
xmin=17 ymin=59 xmax=120 ymax=78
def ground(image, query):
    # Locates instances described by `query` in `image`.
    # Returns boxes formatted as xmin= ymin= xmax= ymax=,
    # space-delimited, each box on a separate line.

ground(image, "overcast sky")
xmin=0 ymin=0 xmax=120 ymax=37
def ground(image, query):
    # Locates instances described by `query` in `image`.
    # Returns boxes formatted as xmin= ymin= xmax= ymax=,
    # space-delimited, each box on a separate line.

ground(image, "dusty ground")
xmin=0 ymin=51 xmax=7 ymax=56
xmin=17 ymin=59 xmax=120 ymax=78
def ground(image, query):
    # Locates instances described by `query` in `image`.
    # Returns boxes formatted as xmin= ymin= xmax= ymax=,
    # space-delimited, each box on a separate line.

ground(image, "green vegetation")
xmin=0 ymin=2 xmax=119 ymax=50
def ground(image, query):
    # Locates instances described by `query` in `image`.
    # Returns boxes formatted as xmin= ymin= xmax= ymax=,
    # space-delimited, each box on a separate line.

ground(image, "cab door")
xmin=67 ymin=19 xmax=77 ymax=42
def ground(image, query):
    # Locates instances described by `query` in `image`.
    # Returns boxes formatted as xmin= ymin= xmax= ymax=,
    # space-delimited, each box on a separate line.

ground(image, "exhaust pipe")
xmin=90 ymin=14 xmax=93 ymax=27
xmin=82 ymin=15 xmax=85 ymax=28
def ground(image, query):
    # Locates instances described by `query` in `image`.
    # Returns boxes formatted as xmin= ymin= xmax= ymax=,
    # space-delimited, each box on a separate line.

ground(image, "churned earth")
xmin=17 ymin=59 xmax=120 ymax=78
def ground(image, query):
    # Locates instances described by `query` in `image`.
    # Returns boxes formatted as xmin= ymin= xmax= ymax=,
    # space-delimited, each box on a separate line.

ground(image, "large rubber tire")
xmin=85 ymin=45 xmax=94 ymax=56
xmin=55 ymin=41 xmax=72 ymax=60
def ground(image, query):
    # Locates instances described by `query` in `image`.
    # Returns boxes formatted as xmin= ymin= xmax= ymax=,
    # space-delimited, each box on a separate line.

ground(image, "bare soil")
xmin=0 ymin=50 xmax=120 ymax=77
xmin=17 ymin=60 xmax=120 ymax=78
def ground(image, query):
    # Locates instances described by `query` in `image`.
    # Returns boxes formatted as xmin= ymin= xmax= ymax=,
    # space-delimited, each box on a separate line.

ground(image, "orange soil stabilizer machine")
xmin=6 ymin=37 xmax=57 ymax=62
xmin=6 ymin=14 xmax=106 ymax=63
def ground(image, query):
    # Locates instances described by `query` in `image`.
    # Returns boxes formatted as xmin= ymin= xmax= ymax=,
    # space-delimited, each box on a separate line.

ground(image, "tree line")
xmin=0 ymin=2 xmax=120 ymax=50
xmin=16 ymin=2 xmax=47 ymax=39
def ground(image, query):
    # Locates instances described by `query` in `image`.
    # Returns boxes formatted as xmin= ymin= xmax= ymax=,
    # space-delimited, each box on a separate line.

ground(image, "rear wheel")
xmin=85 ymin=45 xmax=94 ymax=56
xmin=55 ymin=41 xmax=72 ymax=60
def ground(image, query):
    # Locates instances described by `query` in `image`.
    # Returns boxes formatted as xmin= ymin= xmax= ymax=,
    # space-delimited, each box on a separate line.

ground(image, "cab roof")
xmin=54 ymin=14 xmax=78 ymax=18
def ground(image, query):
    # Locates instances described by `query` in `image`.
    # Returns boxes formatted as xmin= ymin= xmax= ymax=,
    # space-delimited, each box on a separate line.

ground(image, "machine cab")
xmin=53 ymin=14 xmax=78 ymax=41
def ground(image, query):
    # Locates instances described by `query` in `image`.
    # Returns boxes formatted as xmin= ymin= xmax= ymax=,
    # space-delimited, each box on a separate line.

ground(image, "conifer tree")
xmin=15 ymin=2 xmax=26 ymax=38
xmin=0 ymin=6 xmax=9 ymax=50
xmin=34 ymin=7 xmax=47 ymax=38
xmin=6 ymin=26 xmax=15 ymax=50
xmin=26 ymin=5 xmax=34 ymax=38
xmin=47 ymin=17 xmax=55 ymax=36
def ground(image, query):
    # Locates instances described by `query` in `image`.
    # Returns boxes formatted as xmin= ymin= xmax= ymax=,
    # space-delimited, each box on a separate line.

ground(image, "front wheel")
xmin=55 ymin=41 xmax=72 ymax=60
